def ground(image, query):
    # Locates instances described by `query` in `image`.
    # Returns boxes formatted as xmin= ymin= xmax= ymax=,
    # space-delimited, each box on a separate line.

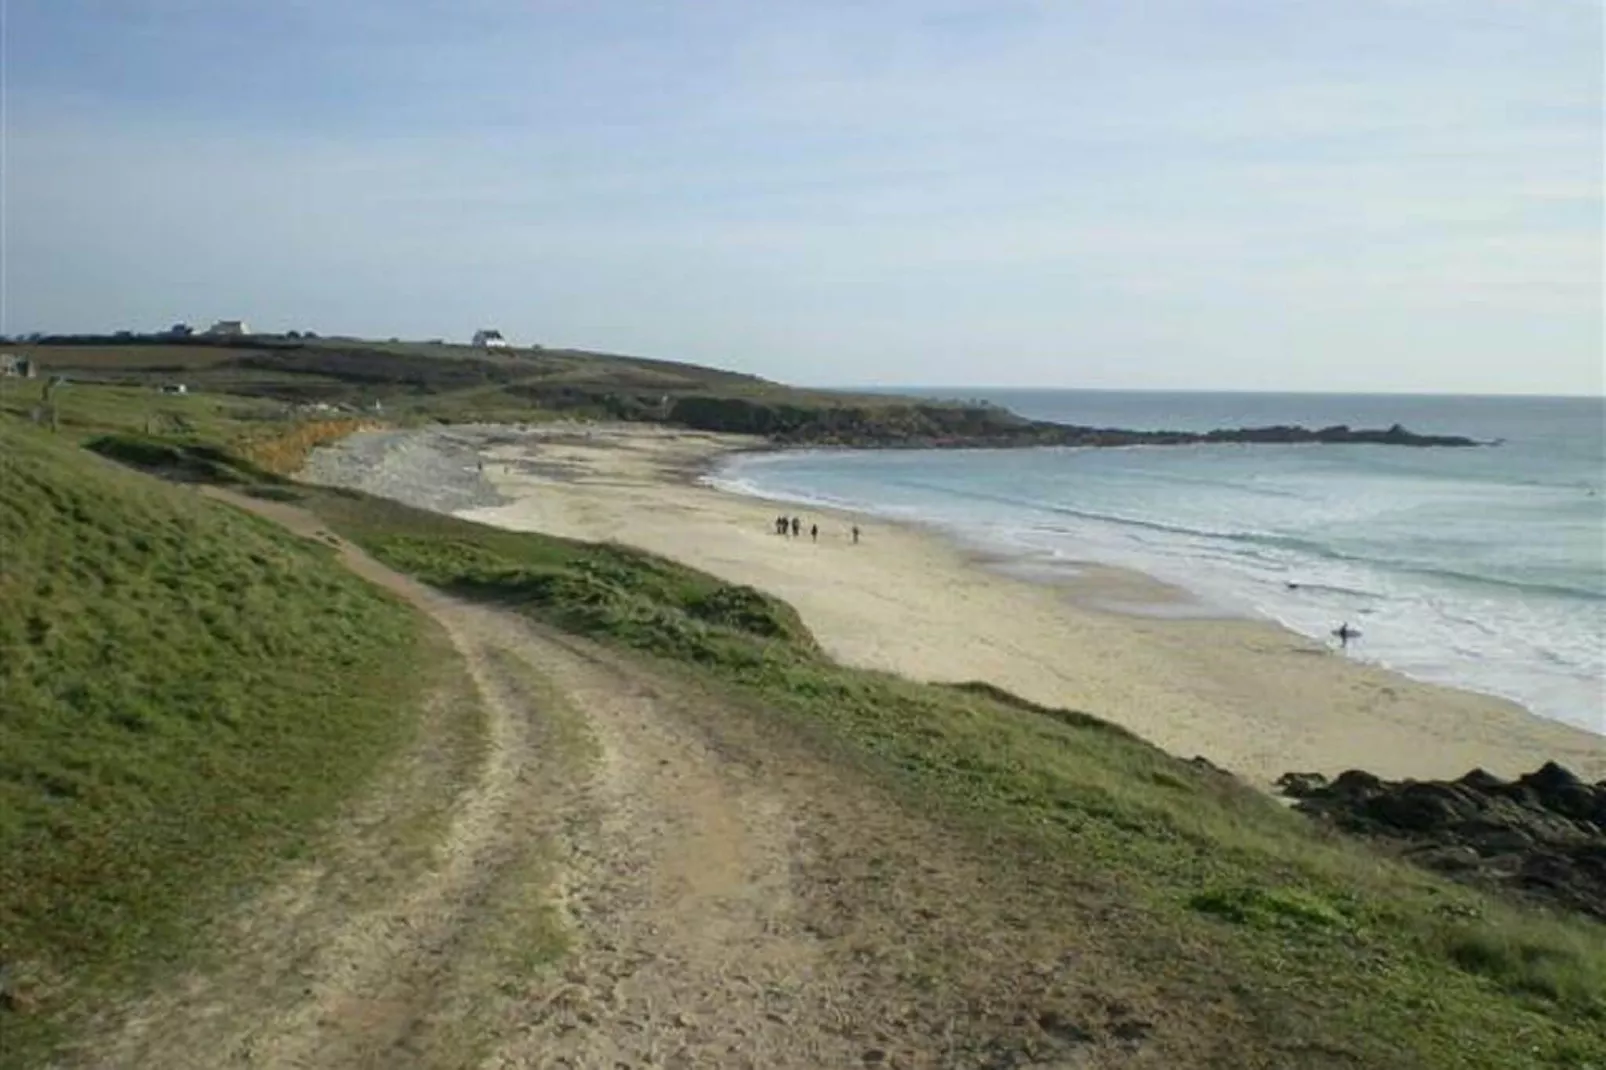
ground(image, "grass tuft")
xmin=1189 ymin=885 xmax=1355 ymax=931
xmin=1439 ymin=923 xmax=1606 ymax=1019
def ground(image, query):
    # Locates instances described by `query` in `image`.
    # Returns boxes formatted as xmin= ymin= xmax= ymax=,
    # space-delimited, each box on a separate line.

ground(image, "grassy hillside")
xmin=0 ymin=376 xmax=281 ymax=440
xmin=0 ymin=420 xmax=431 ymax=1057
xmin=292 ymin=484 xmax=1606 ymax=1069
xmin=1 ymin=335 xmax=947 ymax=431
xmin=0 ymin=375 xmax=384 ymax=482
xmin=4 ymin=336 xmax=777 ymax=409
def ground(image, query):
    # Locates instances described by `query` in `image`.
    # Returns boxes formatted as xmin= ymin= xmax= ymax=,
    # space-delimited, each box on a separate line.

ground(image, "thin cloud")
xmin=4 ymin=0 xmax=1600 ymax=393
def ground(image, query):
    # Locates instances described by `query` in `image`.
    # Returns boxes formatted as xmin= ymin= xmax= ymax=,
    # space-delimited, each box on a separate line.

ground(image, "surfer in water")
xmin=1333 ymin=622 xmax=1359 ymax=651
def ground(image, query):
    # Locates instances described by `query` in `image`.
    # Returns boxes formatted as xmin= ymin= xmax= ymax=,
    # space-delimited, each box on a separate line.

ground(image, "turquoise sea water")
xmin=710 ymin=391 xmax=1606 ymax=734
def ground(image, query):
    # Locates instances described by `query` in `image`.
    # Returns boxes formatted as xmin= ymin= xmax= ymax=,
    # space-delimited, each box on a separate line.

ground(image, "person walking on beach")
xmin=1334 ymin=622 xmax=1359 ymax=651
xmin=775 ymin=515 xmax=788 ymax=536
xmin=851 ymin=524 xmax=860 ymax=545
xmin=810 ymin=523 xmax=818 ymax=542
xmin=791 ymin=516 xmax=802 ymax=537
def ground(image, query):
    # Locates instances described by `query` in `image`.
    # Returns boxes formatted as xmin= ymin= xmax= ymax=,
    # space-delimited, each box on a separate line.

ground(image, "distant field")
xmin=4 ymin=336 xmax=767 ymax=389
xmin=15 ymin=345 xmax=242 ymax=371
xmin=0 ymin=336 xmax=929 ymax=435
xmin=0 ymin=378 xmax=282 ymax=439
xmin=6 ymin=337 xmax=745 ymax=402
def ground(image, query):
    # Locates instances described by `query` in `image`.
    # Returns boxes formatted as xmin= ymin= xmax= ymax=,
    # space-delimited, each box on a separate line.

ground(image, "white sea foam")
xmin=709 ymin=391 xmax=1606 ymax=735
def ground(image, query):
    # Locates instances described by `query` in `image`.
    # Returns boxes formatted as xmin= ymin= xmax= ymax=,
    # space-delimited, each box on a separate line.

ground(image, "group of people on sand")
xmin=774 ymin=514 xmax=860 ymax=545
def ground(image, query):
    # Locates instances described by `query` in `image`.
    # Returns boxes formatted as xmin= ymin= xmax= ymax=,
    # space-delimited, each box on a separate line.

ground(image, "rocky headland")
xmin=662 ymin=395 xmax=1481 ymax=449
xmin=1278 ymin=762 xmax=1606 ymax=921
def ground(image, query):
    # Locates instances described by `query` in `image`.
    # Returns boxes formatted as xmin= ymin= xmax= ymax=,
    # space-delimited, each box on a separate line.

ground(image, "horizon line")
xmin=813 ymin=384 xmax=1606 ymax=401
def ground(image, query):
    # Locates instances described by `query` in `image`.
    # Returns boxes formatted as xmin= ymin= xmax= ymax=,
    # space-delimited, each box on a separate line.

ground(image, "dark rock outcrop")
xmin=664 ymin=395 xmax=1482 ymax=449
xmin=1275 ymin=771 xmax=1328 ymax=798
xmin=1279 ymin=762 xmax=1606 ymax=920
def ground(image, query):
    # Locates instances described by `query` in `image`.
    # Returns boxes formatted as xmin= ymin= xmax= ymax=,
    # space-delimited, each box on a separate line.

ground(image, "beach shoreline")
xmin=301 ymin=422 xmax=1604 ymax=787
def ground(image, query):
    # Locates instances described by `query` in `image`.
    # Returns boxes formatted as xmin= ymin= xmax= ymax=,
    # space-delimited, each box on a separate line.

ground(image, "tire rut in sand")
xmin=484 ymin=637 xmax=866 ymax=1070
xmin=239 ymin=607 xmax=542 ymax=1069
xmin=498 ymin=635 xmax=1206 ymax=1070
xmin=74 ymin=595 xmax=559 ymax=1070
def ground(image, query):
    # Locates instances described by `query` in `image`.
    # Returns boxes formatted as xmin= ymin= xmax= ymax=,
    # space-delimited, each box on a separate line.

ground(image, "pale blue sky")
xmin=4 ymin=1 xmax=1601 ymax=393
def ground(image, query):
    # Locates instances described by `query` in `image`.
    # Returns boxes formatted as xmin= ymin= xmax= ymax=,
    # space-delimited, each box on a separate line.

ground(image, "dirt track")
xmin=64 ymin=493 xmax=1224 ymax=1069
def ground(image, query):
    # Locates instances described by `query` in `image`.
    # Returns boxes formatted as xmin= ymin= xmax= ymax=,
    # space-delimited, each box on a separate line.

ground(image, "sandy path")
xmin=69 ymin=491 xmax=1223 ymax=1068
xmin=73 ymin=494 xmax=556 ymax=1068
xmin=497 ymin=633 xmax=1219 ymax=1070
xmin=302 ymin=424 xmax=1602 ymax=785
xmin=481 ymin=636 xmax=889 ymax=1070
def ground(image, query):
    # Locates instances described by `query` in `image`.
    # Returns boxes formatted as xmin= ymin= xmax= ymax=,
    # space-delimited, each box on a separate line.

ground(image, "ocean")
xmin=709 ymin=391 xmax=1606 ymax=735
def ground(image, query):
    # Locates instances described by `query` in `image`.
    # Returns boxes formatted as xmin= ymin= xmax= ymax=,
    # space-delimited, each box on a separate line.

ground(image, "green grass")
xmin=296 ymin=484 xmax=1606 ymax=1069
xmin=2 ymin=339 xmax=977 ymax=439
xmin=305 ymin=487 xmax=816 ymax=665
xmin=82 ymin=432 xmax=290 ymax=485
xmin=0 ymin=376 xmax=281 ymax=442
xmin=0 ymin=419 xmax=431 ymax=1063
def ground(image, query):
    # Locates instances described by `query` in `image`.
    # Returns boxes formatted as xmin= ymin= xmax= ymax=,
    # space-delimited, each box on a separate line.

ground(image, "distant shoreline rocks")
xmin=663 ymin=396 xmax=1481 ymax=449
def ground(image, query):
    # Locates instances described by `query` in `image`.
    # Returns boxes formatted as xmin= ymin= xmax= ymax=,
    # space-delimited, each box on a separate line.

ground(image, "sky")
xmin=3 ymin=0 xmax=1602 ymax=394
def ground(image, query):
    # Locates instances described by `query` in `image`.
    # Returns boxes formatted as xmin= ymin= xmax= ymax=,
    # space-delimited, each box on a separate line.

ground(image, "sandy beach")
xmin=305 ymin=423 xmax=1604 ymax=787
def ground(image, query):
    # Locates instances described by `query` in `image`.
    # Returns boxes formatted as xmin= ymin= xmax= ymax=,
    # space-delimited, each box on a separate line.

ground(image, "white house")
xmin=472 ymin=329 xmax=509 ymax=348
xmin=207 ymin=320 xmax=250 ymax=337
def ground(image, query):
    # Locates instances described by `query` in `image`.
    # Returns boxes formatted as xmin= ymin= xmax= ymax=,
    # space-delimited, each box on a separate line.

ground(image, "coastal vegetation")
xmin=0 ymin=341 xmax=1587 ymax=1067
xmin=0 ymin=422 xmax=441 ymax=1061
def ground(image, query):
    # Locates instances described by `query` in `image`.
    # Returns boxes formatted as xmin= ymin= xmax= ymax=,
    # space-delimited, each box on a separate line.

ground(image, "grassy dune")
xmin=298 ymin=484 xmax=1606 ymax=1069
xmin=0 ymin=422 xmax=430 ymax=1059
